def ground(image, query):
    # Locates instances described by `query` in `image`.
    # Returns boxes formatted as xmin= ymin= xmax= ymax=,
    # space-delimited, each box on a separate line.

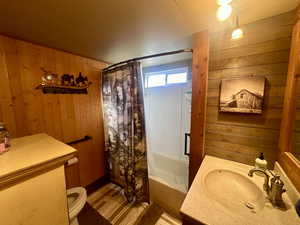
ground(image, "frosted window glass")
xmin=167 ymin=73 xmax=187 ymax=84
xmin=147 ymin=74 xmax=166 ymax=87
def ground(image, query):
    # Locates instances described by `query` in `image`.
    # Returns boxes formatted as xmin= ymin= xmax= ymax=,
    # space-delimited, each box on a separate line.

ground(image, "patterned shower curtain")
xmin=101 ymin=61 xmax=149 ymax=203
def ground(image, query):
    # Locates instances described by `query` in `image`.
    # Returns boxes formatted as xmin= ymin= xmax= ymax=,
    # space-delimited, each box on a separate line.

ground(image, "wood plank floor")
xmin=156 ymin=213 xmax=182 ymax=225
xmin=87 ymin=183 xmax=182 ymax=225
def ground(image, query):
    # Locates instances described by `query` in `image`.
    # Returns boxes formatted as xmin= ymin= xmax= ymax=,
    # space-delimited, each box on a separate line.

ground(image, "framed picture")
xmin=219 ymin=77 xmax=265 ymax=114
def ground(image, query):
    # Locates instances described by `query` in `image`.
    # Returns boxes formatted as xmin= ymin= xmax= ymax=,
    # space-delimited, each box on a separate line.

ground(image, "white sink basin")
xmin=204 ymin=169 xmax=265 ymax=213
xmin=180 ymin=156 xmax=300 ymax=225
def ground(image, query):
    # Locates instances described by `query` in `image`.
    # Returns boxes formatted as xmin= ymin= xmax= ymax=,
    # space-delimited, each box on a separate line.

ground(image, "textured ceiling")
xmin=0 ymin=0 xmax=298 ymax=66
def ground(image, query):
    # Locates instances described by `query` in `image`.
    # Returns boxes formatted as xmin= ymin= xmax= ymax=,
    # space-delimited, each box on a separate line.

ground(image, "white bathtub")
xmin=147 ymin=152 xmax=188 ymax=217
xmin=148 ymin=152 xmax=189 ymax=193
xmin=149 ymin=175 xmax=186 ymax=218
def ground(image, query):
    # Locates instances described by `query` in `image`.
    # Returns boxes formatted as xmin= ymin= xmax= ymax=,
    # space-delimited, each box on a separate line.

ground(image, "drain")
xmin=245 ymin=202 xmax=255 ymax=210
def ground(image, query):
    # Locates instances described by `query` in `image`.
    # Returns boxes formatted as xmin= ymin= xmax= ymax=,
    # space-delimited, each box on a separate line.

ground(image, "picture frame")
xmin=219 ymin=77 xmax=265 ymax=114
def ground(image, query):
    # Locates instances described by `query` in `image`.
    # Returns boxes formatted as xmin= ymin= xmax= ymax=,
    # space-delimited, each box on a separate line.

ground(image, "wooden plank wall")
xmin=205 ymin=11 xmax=295 ymax=168
xmin=292 ymin=79 xmax=300 ymax=161
xmin=189 ymin=31 xmax=209 ymax=185
xmin=0 ymin=35 xmax=107 ymax=186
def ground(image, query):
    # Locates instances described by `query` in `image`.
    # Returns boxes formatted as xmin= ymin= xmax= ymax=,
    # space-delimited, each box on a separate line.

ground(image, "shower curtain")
xmin=102 ymin=61 xmax=149 ymax=203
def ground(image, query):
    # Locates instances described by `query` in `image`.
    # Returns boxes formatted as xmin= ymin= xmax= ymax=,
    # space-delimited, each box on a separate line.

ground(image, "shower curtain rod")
xmin=103 ymin=48 xmax=193 ymax=71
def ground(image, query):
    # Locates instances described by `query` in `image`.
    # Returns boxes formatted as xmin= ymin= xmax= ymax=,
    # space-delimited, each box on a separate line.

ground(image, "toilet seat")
xmin=67 ymin=187 xmax=87 ymax=220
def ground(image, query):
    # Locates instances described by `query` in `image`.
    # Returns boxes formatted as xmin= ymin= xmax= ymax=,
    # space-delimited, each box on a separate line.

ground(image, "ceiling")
xmin=0 ymin=0 xmax=298 ymax=66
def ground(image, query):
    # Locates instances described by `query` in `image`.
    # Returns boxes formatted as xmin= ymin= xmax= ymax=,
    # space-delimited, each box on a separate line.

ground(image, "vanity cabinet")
xmin=0 ymin=134 xmax=76 ymax=225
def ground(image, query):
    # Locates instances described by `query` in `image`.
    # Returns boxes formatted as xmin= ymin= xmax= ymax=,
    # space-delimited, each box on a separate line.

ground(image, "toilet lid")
xmin=67 ymin=187 xmax=87 ymax=219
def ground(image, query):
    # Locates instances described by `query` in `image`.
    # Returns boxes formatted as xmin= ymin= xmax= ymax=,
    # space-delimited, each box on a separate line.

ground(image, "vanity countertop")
xmin=0 ymin=133 xmax=76 ymax=185
xmin=180 ymin=155 xmax=300 ymax=225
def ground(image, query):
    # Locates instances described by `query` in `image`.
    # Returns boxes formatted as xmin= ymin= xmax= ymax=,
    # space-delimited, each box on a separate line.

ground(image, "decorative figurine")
xmin=37 ymin=70 xmax=91 ymax=94
xmin=61 ymin=74 xmax=75 ymax=86
xmin=70 ymin=75 xmax=76 ymax=86
xmin=41 ymin=68 xmax=59 ymax=85
xmin=76 ymin=72 xmax=88 ymax=87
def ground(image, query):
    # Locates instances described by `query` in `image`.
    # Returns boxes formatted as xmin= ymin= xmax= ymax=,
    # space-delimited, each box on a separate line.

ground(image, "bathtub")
xmin=148 ymin=152 xmax=188 ymax=217
xmin=149 ymin=175 xmax=186 ymax=218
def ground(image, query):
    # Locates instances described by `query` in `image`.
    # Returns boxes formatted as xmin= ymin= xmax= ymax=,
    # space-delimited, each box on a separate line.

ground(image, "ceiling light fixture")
xmin=217 ymin=0 xmax=232 ymax=5
xmin=232 ymin=28 xmax=244 ymax=40
xmin=217 ymin=4 xmax=232 ymax=21
xmin=232 ymin=15 xmax=244 ymax=40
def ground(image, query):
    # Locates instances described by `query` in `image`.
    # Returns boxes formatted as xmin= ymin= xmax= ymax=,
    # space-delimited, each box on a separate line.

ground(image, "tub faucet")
xmin=248 ymin=168 xmax=286 ymax=207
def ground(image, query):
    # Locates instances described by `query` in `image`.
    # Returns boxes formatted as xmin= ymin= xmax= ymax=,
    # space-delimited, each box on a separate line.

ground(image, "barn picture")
xmin=219 ymin=77 xmax=265 ymax=114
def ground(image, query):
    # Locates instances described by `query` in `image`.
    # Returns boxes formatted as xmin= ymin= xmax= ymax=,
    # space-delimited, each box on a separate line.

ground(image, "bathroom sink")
xmin=181 ymin=156 xmax=300 ymax=225
xmin=203 ymin=169 xmax=265 ymax=213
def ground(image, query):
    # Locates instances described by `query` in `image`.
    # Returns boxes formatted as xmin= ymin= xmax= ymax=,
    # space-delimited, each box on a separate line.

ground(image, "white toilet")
xmin=67 ymin=187 xmax=87 ymax=225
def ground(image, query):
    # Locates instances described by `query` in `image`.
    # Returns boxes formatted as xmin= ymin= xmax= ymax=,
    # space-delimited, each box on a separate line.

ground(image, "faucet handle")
xmin=274 ymin=174 xmax=281 ymax=179
xmin=268 ymin=171 xmax=285 ymax=190
xmin=271 ymin=174 xmax=285 ymax=189
xmin=267 ymin=169 xmax=276 ymax=177
xmin=267 ymin=170 xmax=283 ymax=180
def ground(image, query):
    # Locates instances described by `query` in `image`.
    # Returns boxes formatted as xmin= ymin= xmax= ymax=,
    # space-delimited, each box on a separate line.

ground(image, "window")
xmin=145 ymin=67 xmax=188 ymax=88
xmin=167 ymin=72 xmax=187 ymax=84
xmin=146 ymin=74 xmax=166 ymax=88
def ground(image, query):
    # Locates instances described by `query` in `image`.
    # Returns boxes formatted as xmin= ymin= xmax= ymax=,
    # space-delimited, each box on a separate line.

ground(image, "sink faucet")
xmin=248 ymin=168 xmax=270 ymax=193
xmin=248 ymin=168 xmax=286 ymax=207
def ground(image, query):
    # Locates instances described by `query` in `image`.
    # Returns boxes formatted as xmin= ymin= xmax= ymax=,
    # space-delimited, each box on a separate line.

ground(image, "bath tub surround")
xmin=148 ymin=152 xmax=189 ymax=193
xmin=149 ymin=175 xmax=186 ymax=218
xmin=180 ymin=156 xmax=300 ymax=225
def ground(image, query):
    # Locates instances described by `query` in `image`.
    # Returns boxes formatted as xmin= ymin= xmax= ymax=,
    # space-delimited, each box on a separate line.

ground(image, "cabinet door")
xmin=1 ymin=166 xmax=69 ymax=225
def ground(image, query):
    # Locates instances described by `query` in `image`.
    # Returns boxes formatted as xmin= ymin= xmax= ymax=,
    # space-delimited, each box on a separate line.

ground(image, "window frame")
xmin=144 ymin=67 xmax=188 ymax=88
xmin=146 ymin=73 xmax=167 ymax=88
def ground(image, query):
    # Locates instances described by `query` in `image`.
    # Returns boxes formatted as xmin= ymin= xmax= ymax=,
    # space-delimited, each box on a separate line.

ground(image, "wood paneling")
xmin=290 ymin=20 xmax=300 ymax=162
xmin=278 ymin=6 xmax=300 ymax=193
xmin=189 ymin=31 xmax=209 ymax=185
xmin=0 ymin=35 xmax=107 ymax=187
xmin=205 ymin=11 xmax=294 ymax=168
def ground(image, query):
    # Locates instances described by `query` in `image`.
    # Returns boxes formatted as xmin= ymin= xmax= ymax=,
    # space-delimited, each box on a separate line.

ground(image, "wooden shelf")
xmin=36 ymin=83 xmax=91 ymax=94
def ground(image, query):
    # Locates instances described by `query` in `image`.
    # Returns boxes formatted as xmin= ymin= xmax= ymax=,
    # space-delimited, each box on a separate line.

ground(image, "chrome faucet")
xmin=248 ymin=168 xmax=270 ymax=193
xmin=248 ymin=168 xmax=286 ymax=207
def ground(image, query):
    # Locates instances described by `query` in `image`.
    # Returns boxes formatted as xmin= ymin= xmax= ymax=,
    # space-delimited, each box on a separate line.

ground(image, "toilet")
xmin=67 ymin=187 xmax=87 ymax=225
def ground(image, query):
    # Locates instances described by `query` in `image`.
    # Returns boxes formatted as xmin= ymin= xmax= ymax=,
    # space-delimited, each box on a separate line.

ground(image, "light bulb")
xmin=217 ymin=5 xmax=232 ymax=21
xmin=217 ymin=0 xmax=232 ymax=5
xmin=231 ymin=28 xmax=244 ymax=40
